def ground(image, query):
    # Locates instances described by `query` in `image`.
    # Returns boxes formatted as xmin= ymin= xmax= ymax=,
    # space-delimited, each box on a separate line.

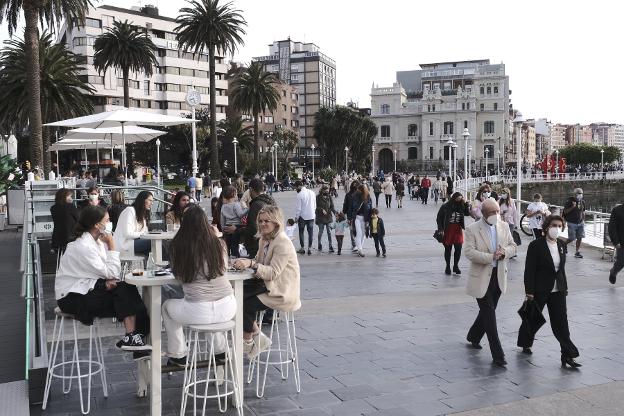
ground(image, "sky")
xmin=0 ymin=0 xmax=621 ymax=125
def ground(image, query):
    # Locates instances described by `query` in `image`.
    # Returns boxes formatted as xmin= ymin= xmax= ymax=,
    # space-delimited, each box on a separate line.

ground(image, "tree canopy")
xmin=556 ymin=143 xmax=621 ymax=165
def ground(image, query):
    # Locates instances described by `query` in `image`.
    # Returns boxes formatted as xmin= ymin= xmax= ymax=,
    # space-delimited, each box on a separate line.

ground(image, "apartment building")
xmin=549 ymin=123 xmax=567 ymax=151
xmin=370 ymin=59 xmax=510 ymax=172
xmin=58 ymin=5 xmax=228 ymax=118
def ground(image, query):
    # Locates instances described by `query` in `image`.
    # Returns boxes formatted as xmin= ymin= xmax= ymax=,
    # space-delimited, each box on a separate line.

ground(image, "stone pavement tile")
xmin=363 ymin=407 xmax=416 ymax=416
xmin=400 ymin=400 xmax=453 ymax=416
xmin=291 ymin=390 xmax=341 ymax=408
xmin=325 ymin=398 xmax=378 ymax=416
xmin=505 ymin=380 xmax=562 ymax=398
xmin=244 ymin=397 xmax=300 ymax=415
xmin=329 ymin=384 xmax=382 ymax=401
xmin=272 ymin=409 xmax=330 ymax=416
xmin=473 ymin=389 xmax=527 ymax=406
xmin=441 ymin=393 xmax=494 ymax=413
xmin=438 ymin=381 xmax=487 ymax=397
xmin=363 ymin=387 xmax=448 ymax=411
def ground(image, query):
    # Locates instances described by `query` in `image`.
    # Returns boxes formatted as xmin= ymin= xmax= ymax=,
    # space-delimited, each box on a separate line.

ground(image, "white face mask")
xmin=500 ymin=194 xmax=507 ymax=199
xmin=89 ymin=194 xmax=99 ymax=202
xmin=486 ymin=214 xmax=498 ymax=225
xmin=576 ymin=194 xmax=583 ymax=201
xmin=483 ymin=192 xmax=491 ymax=199
xmin=548 ymin=226 xmax=561 ymax=239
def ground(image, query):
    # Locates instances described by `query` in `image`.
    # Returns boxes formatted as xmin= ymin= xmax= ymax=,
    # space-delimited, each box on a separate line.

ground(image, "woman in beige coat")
xmin=233 ymin=205 xmax=301 ymax=358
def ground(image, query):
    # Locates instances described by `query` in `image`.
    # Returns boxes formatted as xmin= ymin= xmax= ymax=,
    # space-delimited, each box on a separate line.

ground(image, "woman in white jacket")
xmin=113 ymin=191 xmax=154 ymax=255
xmin=56 ymin=205 xmax=150 ymax=351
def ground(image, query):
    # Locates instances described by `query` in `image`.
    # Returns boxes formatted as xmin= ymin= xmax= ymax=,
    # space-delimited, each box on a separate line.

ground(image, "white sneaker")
xmin=246 ymin=332 xmax=272 ymax=360
xmin=215 ymin=365 xmax=225 ymax=386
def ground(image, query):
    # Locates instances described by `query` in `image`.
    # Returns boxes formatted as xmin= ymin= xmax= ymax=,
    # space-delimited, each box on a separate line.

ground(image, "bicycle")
xmin=519 ymin=213 xmax=533 ymax=236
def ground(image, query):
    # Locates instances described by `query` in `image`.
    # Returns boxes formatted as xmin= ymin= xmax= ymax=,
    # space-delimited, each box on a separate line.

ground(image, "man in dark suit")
xmin=518 ymin=214 xmax=580 ymax=368
xmin=608 ymin=203 xmax=624 ymax=284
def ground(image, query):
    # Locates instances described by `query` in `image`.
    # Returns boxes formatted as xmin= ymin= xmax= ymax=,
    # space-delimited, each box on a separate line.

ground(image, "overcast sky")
xmin=0 ymin=0 xmax=619 ymax=125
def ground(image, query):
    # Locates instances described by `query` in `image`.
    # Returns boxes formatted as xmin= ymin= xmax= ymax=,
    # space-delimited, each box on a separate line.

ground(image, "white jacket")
xmin=381 ymin=179 xmax=394 ymax=195
xmin=113 ymin=206 xmax=147 ymax=254
xmin=55 ymin=233 xmax=121 ymax=300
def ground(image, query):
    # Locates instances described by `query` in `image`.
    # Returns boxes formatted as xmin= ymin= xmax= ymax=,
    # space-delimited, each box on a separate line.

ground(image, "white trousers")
xmin=355 ymin=215 xmax=366 ymax=251
xmin=162 ymin=294 xmax=237 ymax=358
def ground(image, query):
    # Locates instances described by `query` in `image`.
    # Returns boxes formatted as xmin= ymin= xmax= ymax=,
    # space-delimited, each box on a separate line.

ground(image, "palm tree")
xmin=218 ymin=116 xmax=254 ymax=153
xmin=0 ymin=0 xmax=93 ymax=173
xmin=93 ymin=20 xmax=157 ymax=108
xmin=0 ymin=33 xmax=95 ymax=174
xmin=230 ymin=62 xmax=280 ymax=161
xmin=175 ymin=0 xmax=247 ymax=178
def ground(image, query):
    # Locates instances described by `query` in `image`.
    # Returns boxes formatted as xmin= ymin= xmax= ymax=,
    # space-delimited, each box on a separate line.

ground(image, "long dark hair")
xmin=356 ymin=184 xmax=370 ymax=201
xmin=171 ymin=191 xmax=190 ymax=222
xmin=72 ymin=205 xmax=106 ymax=241
xmin=55 ymin=188 xmax=72 ymax=205
xmin=132 ymin=191 xmax=152 ymax=226
xmin=169 ymin=205 xmax=226 ymax=283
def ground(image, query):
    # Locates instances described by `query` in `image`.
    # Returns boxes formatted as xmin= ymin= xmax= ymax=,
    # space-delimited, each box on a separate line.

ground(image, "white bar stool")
xmin=247 ymin=310 xmax=301 ymax=398
xmin=181 ymin=320 xmax=243 ymax=416
xmin=42 ymin=307 xmax=108 ymax=414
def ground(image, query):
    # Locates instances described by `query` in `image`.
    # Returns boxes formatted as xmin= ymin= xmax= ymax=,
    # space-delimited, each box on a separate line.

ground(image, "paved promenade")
xmin=37 ymin=188 xmax=623 ymax=415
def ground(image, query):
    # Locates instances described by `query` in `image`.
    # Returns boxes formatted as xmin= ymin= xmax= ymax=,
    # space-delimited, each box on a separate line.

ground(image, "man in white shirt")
xmin=294 ymin=180 xmax=316 ymax=255
xmin=526 ymin=193 xmax=550 ymax=239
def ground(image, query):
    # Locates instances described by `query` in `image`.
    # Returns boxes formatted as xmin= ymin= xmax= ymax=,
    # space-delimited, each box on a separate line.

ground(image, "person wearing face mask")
xmin=55 ymin=205 xmax=150 ymax=351
xmin=470 ymin=184 xmax=493 ymax=220
xmin=79 ymin=186 xmax=108 ymax=210
xmin=436 ymin=192 xmax=471 ymax=275
xmin=465 ymin=199 xmax=517 ymax=367
xmin=563 ymin=188 xmax=586 ymax=258
xmin=114 ymin=191 xmax=154 ymax=256
xmin=315 ymin=185 xmax=336 ymax=253
xmin=498 ymin=187 xmax=517 ymax=233
xmin=518 ymin=215 xmax=581 ymax=368
xmin=526 ymin=193 xmax=550 ymax=239
xmin=51 ymin=188 xmax=79 ymax=253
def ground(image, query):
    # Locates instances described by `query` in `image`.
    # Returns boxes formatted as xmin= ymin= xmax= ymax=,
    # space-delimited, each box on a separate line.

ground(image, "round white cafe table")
xmin=139 ymin=231 xmax=176 ymax=264
xmin=125 ymin=269 xmax=253 ymax=416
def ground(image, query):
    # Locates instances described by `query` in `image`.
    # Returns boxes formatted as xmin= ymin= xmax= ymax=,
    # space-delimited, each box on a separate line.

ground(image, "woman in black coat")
xmin=518 ymin=214 xmax=581 ymax=368
xmin=436 ymin=192 xmax=470 ymax=275
xmin=50 ymin=188 xmax=79 ymax=252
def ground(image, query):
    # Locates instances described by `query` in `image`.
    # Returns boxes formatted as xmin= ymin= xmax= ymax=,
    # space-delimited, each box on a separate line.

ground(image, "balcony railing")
xmin=377 ymin=136 xmax=391 ymax=142
xmin=406 ymin=135 xmax=421 ymax=142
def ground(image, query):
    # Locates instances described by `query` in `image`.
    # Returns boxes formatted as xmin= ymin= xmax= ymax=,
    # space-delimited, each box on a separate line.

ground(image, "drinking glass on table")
xmin=167 ymin=223 xmax=175 ymax=232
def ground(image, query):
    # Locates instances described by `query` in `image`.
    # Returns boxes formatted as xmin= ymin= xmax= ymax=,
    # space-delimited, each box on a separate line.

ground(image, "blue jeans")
xmin=134 ymin=238 xmax=151 ymax=256
xmin=317 ymin=223 xmax=333 ymax=249
xmin=298 ymin=218 xmax=314 ymax=249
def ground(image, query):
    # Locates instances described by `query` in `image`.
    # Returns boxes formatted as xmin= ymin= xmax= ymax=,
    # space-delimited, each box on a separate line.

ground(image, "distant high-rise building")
xmin=57 ymin=5 xmax=228 ymax=118
xmin=253 ymin=39 xmax=336 ymax=165
xmin=549 ymin=123 xmax=567 ymax=151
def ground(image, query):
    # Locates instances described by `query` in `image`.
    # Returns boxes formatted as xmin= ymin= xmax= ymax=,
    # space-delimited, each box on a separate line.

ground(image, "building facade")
xmin=253 ymin=39 xmax=336 ymax=162
xmin=58 ymin=5 xmax=228 ymax=118
xmin=370 ymin=60 xmax=510 ymax=173
xmin=226 ymin=63 xmax=301 ymax=155
xmin=549 ymin=123 xmax=568 ymax=151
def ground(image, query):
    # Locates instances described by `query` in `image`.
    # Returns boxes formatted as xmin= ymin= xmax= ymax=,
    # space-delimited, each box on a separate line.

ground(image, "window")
xmin=144 ymin=80 xmax=150 ymax=95
xmin=380 ymin=125 xmax=390 ymax=137
xmin=291 ymin=106 xmax=298 ymax=114
xmin=408 ymin=147 xmax=418 ymax=160
xmin=282 ymin=118 xmax=287 ymax=126
xmin=85 ymin=18 xmax=102 ymax=28
xmin=168 ymin=102 xmax=182 ymax=110
xmin=291 ymin=93 xmax=298 ymax=100
xmin=291 ymin=74 xmax=299 ymax=82
xmin=180 ymin=68 xmax=194 ymax=76
xmin=380 ymin=104 xmax=390 ymax=114
xmin=466 ymin=103 xmax=470 ymax=110
xmin=480 ymin=103 xmax=484 ymax=111
xmin=464 ymin=120 xmax=468 ymax=129
xmin=494 ymin=103 xmax=498 ymax=111
xmin=461 ymin=103 xmax=465 ymax=110
xmin=79 ymin=75 xmax=103 ymax=85
xmin=429 ymin=146 xmax=434 ymax=160
xmin=494 ymin=86 xmax=499 ymax=94
xmin=264 ymin=116 xmax=274 ymax=124
xmin=166 ymin=67 xmax=180 ymax=75
xmin=432 ymin=104 xmax=436 ymax=112
xmin=484 ymin=121 xmax=495 ymax=134
xmin=443 ymin=122 xmax=454 ymax=135
xmin=72 ymin=37 xmax=95 ymax=46
xmin=487 ymin=86 xmax=491 ymax=94
xmin=429 ymin=122 xmax=434 ymax=136
xmin=195 ymin=70 xmax=208 ymax=78
xmin=480 ymin=86 xmax=484 ymax=94
xmin=408 ymin=124 xmax=417 ymax=137
xmin=291 ymin=120 xmax=299 ymax=128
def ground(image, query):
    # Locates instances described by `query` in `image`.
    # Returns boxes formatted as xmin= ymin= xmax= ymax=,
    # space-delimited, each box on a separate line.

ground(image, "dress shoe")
xmin=445 ymin=266 xmax=452 ymax=275
xmin=522 ymin=347 xmax=532 ymax=355
xmin=609 ymin=274 xmax=616 ymax=284
xmin=453 ymin=266 xmax=462 ymax=275
xmin=469 ymin=341 xmax=482 ymax=350
xmin=561 ymin=357 xmax=582 ymax=368
xmin=492 ymin=358 xmax=507 ymax=367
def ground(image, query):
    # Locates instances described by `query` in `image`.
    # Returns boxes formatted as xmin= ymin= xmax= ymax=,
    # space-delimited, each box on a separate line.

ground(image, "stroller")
xmin=410 ymin=185 xmax=421 ymax=201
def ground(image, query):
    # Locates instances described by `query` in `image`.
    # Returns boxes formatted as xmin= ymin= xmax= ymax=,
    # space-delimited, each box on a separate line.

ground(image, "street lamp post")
xmin=485 ymin=147 xmax=490 ymax=181
xmin=462 ymin=128 xmax=470 ymax=195
xmin=452 ymin=143 xmax=458 ymax=180
xmin=310 ymin=144 xmax=316 ymax=180
xmin=555 ymin=149 xmax=560 ymax=179
xmin=273 ymin=143 xmax=279 ymax=180
xmin=497 ymin=150 xmax=501 ymax=177
xmin=270 ymin=144 xmax=275 ymax=176
xmin=232 ymin=137 xmax=238 ymax=174
xmin=344 ymin=147 xmax=349 ymax=173
xmin=601 ymin=148 xmax=605 ymax=174
xmin=513 ymin=112 xmax=525 ymax=226
xmin=371 ymin=145 xmax=375 ymax=177
xmin=446 ymin=139 xmax=454 ymax=179
xmin=394 ymin=149 xmax=397 ymax=172
xmin=155 ymin=138 xmax=161 ymax=187
xmin=185 ymin=89 xmax=201 ymax=178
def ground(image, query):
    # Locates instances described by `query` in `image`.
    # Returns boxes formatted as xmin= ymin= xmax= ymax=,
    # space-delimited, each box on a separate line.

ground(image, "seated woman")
xmin=162 ymin=205 xmax=235 ymax=366
xmin=113 ymin=191 xmax=153 ymax=256
xmin=107 ymin=190 xmax=127 ymax=232
xmin=79 ymin=186 xmax=108 ymax=210
xmin=233 ymin=205 xmax=301 ymax=359
xmin=165 ymin=191 xmax=191 ymax=227
xmin=55 ymin=205 xmax=150 ymax=351
xmin=51 ymin=188 xmax=79 ymax=253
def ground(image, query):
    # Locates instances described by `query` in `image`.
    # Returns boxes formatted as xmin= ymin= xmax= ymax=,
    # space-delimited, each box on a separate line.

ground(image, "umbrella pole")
xmin=96 ymin=142 xmax=100 ymax=183
xmin=56 ymin=150 xmax=60 ymax=178
xmin=84 ymin=147 xmax=88 ymax=171
xmin=122 ymin=123 xmax=128 ymax=186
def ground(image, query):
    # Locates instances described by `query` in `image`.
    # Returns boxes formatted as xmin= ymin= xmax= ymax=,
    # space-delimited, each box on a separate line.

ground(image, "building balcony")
xmin=441 ymin=134 xmax=456 ymax=141
xmin=481 ymin=133 xmax=497 ymax=141
xmin=377 ymin=136 xmax=392 ymax=143
xmin=406 ymin=135 xmax=421 ymax=143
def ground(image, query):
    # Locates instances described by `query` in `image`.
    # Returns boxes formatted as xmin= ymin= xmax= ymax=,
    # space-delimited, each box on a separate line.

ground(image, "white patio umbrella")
xmin=45 ymin=108 xmax=194 ymax=183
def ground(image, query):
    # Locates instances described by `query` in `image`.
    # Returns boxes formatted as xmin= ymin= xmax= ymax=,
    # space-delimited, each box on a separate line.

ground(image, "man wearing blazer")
xmin=518 ymin=214 xmax=580 ymax=368
xmin=465 ymin=198 xmax=517 ymax=366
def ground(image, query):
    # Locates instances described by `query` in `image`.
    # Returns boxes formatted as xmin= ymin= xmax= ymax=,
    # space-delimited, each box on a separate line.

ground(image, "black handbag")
xmin=433 ymin=230 xmax=444 ymax=243
xmin=512 ymin=229 xmax=522 ymax=246
xmin=517 ymin=299 xmax=546 ymax=335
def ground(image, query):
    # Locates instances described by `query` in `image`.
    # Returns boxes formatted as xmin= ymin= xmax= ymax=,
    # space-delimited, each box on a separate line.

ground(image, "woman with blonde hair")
xmin=233 ymin=205 xmax=301 ymax=359
xmin=499 ymin=187 xmax=517 ymax=233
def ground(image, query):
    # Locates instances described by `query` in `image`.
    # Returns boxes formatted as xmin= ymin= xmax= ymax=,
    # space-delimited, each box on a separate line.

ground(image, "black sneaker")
xmin=133 ymin=350 xmax=151 ymax=361
xmin=118 ymin=332 xmax=151 ymax=351
xmin=167 ymin=356 xmax=187 ymax=367
xmin=453 ymin=266 xmax=462 ymax=275
xmin=328 ymin=247 xmax=335 ymax=253
xmin=376 ymin=253 xmax=380 ymax=257
xmin=382 ymin=253 xmax=386 ymax=258
xmin=297 ymin=248 xmax=305 ymax=254
xmin=609 ymin=274 xmax=616 ymax=284
xmin=574 ymin=252 xmax=583 ymax=259
xmin=307 ymin=249 xmax=312 ymax=256
xmin=445 ymin=267 xmax=452 ymax=275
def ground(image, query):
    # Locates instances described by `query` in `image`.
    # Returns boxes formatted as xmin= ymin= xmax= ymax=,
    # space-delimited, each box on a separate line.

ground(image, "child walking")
xmin=370 ymin=208 xmax=386 ymax=257
xmin=219 ymin=185 xmax=248 ymax=258
xmin=332 ymin=212 xmax=349 ymax=255
xmin=285 ymin=218 xmax=297 ymax=245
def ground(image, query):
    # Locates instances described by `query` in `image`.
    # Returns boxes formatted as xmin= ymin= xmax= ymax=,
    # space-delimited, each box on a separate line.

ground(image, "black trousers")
xmin=385 ymin=194 xmax=392 ymax=207
xmin=611 ymin=246 xmax=624 ymax=278
xmin=243 ymin=294 xmax=269 ymax=333
xmin=517 ymin=291 xmax=579 ymax=358
xmin=374 ymin=192 xmax=381 ymax=207
xmin=298 ymin=218 xmax=314 ymax=249
xmin=57 ymin=281 xmax=149 ymax=335
xmin=444 ymin=243 xmax=462 ymax=268
xmin=372 ymin=233 xmax=386 ymax=255
xmin=336 ymin=235 xmax=344 ymax=253
xmin=467 ymin=269 xmax=504 ymax=360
